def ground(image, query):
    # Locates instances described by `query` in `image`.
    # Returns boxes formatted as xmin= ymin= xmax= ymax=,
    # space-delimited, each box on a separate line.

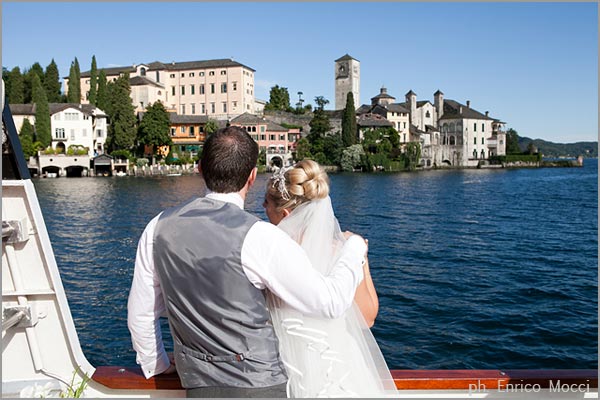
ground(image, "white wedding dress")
xmin=267 ymin=196 xmax=398 ymax=397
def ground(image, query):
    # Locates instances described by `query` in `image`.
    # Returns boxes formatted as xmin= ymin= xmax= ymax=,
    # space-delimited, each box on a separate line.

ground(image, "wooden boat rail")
xmin=92 ymin=366 xmax=598 ymax=391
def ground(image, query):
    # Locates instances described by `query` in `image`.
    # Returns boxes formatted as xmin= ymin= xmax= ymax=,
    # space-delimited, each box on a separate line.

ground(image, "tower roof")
xmin=406 ymin=90 xmax=417 ymax=97
xmin=335 ymin=54 xmax=359 ymax=62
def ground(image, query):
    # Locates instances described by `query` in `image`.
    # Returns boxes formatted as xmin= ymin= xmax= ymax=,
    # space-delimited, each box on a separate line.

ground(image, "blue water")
xmin=33 ymin=161 xmax=598 ymax=370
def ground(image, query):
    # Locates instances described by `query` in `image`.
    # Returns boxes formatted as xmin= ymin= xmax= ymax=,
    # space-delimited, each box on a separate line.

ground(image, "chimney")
xmin=380 ymin=87 xmax=387 ymax=94
xmin=485 ymin=111 xmax=489 ymax=117
xmin=466 ymin=100 xmax=470 ymax=108
xmin=459 ymin=106 xmax=463 ymax=114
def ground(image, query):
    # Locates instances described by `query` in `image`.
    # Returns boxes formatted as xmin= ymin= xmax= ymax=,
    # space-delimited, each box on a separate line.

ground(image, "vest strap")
xmin=181 ymin=344 xmax=246 ymax=363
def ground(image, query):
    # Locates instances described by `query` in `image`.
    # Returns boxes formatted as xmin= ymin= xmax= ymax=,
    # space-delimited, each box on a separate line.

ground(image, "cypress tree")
xmin=32 ymin=74 xmax=51 ymax=148
xmin=74 ymin=57 xmax=81 ymax=102
xmin=96 ymin=69 xmax=108 ymax=112
xmin=7 ymin=67 xmax=24 ymax=104
xmin=67 ymin=62 xmax=78 ymax=103
xmin=341 ymin=92 xmax=357 ymax=147
xmin=88 ymin=55 xmax=98 ymax=105
xmin=44 ymin=59 xmax=62 ymax=103
xmin=105 ymin=74 xmax=137 ymax=152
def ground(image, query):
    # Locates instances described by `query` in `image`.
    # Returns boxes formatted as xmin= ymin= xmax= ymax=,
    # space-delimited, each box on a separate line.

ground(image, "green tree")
xmin=340 ymin=144 xmax=365 ymax=171
xmin=341 ymin=92 xmax=357 ymax=147
xmin=19 ymin=118 xmax=41 ymax=159
xmin=67 ymin=63 xmax=78 ymax=103
xmin=138 ymin=102 xmax=172 ymax=158
xmin=31 ymin=74 xmax=51 ymax=147
xmin=505 ymin=128 xmax=521 ymax=154
xmin=105 ymin=74 xmax=137 ymax=152
xmin=44 ymin=59 xmax=62 ymax=103
xmin=6 ymin=67 xmax=24 ymax=104
xmin=23 ymin=63 xmax=45 ymax=103
xmin=74 ymin=57 xmax=81 ymax=100
xmin=323 ymin=134 xmax=343 ymax=165
xmin=96 ymin=70 xmax=109 ymax=111
xmin=307 ymin=96 xmax=331 ymax=156
xmin=294 ymin=137 xmax=312 ymax=161
xmin=88 ymin=56 xmax=98 ymax=105
xmin=205 ymin=119 xmax=219 ymax=136
xmin=264 ymin=85 xmax=292 ymax=112
xmin=403 ymin=142 xmax=421 ymax=171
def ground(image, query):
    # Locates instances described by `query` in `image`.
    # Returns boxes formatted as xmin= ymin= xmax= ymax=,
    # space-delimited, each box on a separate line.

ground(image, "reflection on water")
xmin=34 ymin=161 xmax=598 ymax=369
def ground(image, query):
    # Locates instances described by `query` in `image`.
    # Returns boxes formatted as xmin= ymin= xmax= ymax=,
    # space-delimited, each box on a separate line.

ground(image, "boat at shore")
xmin=2 ymin=96 xmax=597 ymax=398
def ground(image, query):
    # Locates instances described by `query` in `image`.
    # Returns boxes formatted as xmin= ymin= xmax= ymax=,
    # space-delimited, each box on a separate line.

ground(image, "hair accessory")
xmin=271 ymin=166 xmax=292 ymax=201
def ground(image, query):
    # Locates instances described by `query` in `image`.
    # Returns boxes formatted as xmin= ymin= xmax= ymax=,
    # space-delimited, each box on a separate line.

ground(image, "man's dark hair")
xmin=200 ymin=126 xmax=259 ymax=193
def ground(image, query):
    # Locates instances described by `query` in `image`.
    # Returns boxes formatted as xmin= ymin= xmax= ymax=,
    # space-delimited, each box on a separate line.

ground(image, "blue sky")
xmin=2 ymin=2 xmax=598 ymax=143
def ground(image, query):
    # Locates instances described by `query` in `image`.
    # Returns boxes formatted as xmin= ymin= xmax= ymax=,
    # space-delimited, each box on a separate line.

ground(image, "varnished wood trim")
xmin=92 ymin=366 xmax=598 ymax=391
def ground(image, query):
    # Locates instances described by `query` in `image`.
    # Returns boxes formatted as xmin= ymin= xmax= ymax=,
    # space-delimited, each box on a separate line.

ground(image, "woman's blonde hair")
xmin=267 ymin=160 xmax=330 ymax=212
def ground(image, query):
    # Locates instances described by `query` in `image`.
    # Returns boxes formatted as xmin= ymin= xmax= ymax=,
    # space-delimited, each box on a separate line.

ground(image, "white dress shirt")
xmin=127 ymin=192 xmax=366 ymax=378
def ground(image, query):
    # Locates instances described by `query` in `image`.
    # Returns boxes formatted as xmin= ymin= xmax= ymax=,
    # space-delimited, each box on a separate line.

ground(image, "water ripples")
xmin=33 ymin=161 xmax=598 ymax=370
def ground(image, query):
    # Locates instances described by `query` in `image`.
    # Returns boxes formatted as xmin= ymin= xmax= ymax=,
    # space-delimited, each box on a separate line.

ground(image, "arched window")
xmin=481 ymin=149 xmax=486 ymax=159
xmin=140 ymin=67 xmax=146 ymax=76
xmin=473 ymin=149 xmax=478 ymax=159
xmin=425 ymin=110 xmax=431 ymax=118
xmin=449 ymin=136 xmax=456 ymax=146
xmin=449 ymin=122 xmax=455 ymax=133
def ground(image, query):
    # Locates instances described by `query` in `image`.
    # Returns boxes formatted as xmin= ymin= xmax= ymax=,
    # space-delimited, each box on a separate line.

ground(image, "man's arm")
xmin=242 ymin=221 xmax=366 ymax=318
xmin=127 ymin=215 xmax=171 ymax=378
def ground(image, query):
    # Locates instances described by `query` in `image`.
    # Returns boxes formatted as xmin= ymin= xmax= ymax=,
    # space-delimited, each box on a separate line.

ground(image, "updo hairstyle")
xmin=267 ymin=160 xmax=330 ymax=212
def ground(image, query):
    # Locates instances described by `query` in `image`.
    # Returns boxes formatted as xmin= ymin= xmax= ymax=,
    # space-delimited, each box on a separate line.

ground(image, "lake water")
xmin=33 ymin=161 xmax=598 ymax=370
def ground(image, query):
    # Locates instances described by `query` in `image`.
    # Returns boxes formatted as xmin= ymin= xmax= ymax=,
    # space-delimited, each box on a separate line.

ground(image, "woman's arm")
xmin=354 ymin=257 xmax=379 ymax=327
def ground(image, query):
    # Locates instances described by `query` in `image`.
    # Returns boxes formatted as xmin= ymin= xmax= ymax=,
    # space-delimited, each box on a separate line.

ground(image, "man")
xmin=128 ymin=126 xmax=367 ymax=398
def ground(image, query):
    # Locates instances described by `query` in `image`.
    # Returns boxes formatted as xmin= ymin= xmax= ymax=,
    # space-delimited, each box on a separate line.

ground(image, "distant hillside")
xmin=518 ymin=137 xmax=598 ymax=158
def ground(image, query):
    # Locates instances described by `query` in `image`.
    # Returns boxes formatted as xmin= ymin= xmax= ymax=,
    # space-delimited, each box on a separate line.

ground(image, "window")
xmin=260 ymin=134 xmax=266 ymax=141
xmin=140 ymin=102 xmax=144 ymax=109
xmin=481 ymin=149 xmax=486 ymax=159
xmin=279 ymin=134 xmax=285 ymax=141
xmin=221 ymin=83 xmax=227 ymax=93
xmin=233 ymin=82 xmax=237 ymax=91
xmin=474 ymin=123 xmax=477 ymax=132
xmin=200 ymin=84 xmax=205 ymax=95
xmin=252 ymin=134 xmax=258 ymax=141
xmin=170 ymin=74 xmax=175 ymax=78
xmin=65 ymin=112 xmax=78 ymax=121
xmin=54 ymin=114 xmax=61 ymax=120
xmin=481 ymin=137 xmax=485 ymax=145
xmin=70 ymin=129 xmax=75 ymax=140
xmin=220 ymin=70 xmax=226 ymax=75
xmin=156 ymin=71 xmax=160 ymax=82
xmin=474 ymin=137 xmax=477 ymax=145
xmin=55 ymin=128 xmax=65 ymax=139
xmin=269 ymin=134 xmax=276 ymax=141
xmin=181 ymin=73 xmax=185 ymax=77
xmin=199 ymin=72 xmax=204 ymax=77
xmin=210 ymin=83 xmax=215 ymax=94
xmin=191 ymin=104 xmax=196 ymax=114
xmin=181 ymin=126 xmax=186 ymax=134
xmin=403 ymin=122 xmax=406 ymax=129
xmin=482 ymin=123 xmax=485 ymax=132
xmin=181 ymin=104 xmax=186 ymax=115
xmin=222 ymin=102 xmax=227 ymax=113
xmin=191 ymin=85 xmax=195 ymax=95
xmin=140 ymin=67 xmax=146 ymax=76
xmin=209 ymin=71 xmax=215 ymax=76
xmin=96 ymin=129 xmax=103 ymax=138
xmin=189 ymin=72 xmax=195 ymax=77
xmin=82 ymin=129 xmax=87 ymax=137
xmin=181 ymin=86 xmax=185 ymax=95
xmin=211 ymin=103 xmax=215 ymax=113
xmin=260 ymin=126 xmax=265 ymax=133
xmin=170 ymin=128 xmax=176 ymax=136
xmin=473 ymin=149 xmax=478 ymax=159
xmin=171 ymin=86 xmax=175 ymax=96
xmin=426 ymin=111 xmax=431 ymax=118
xmin=233 ymin=101 xmax=237 ymax=108
xmin=190 ymin=126 xmax=195 ymax=136
xmin=85 ymin=91 xmax=90 ymax=100
xmin=201 ymin=103 xmax=205 ymax=114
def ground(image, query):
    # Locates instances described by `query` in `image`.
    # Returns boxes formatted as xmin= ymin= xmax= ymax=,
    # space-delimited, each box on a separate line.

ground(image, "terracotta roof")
xmin=358 ymin=113 xmax=393 ymax=127
xmin=230 ymin=113 xmax=264 ymax=125
xmin=266 ymin=122 xmax=288 ymax=132
xmin=169 ymin=114 xmax=210 ymax=124
xmin=9 ymin=104 xmax=35 ymax=115
xmin=386 ymin=104 xmax=410 ymax=114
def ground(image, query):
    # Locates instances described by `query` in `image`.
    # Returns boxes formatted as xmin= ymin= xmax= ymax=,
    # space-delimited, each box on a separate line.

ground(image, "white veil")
xmin=267 ymin=196 xmax=398 ymax=397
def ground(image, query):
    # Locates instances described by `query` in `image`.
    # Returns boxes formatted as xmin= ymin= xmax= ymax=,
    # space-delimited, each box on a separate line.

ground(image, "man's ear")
xmin=282 ymin=208 xmax=291 ymax=218
xmin=247 ymin=167 xmax=258 ymax=188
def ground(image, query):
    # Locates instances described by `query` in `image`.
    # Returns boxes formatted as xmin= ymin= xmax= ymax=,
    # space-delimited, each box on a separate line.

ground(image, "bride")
xmin=262 ymin=160 xmax=398 ymax=398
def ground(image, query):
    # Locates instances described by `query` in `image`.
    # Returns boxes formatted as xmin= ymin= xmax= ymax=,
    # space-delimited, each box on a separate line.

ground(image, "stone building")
xmin=334 ymin=54 xmax=360 ymax=111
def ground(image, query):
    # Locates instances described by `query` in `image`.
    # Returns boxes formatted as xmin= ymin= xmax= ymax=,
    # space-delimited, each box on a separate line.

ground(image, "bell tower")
xmin=335 ymin=54 xmax=360 ymax=110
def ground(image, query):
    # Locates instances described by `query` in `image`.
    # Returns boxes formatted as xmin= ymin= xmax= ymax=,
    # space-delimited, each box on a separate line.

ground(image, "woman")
xmin=263 ymin=160 xmax=398 ymax=398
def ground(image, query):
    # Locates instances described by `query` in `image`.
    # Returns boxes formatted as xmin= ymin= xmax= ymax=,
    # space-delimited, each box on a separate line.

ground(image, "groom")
xmin=127 ymin=126 xmax=367 ymax=398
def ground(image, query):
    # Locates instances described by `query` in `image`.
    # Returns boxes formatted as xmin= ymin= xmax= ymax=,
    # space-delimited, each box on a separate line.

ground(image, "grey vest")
xmin=153 ymin=197 xmax=288 ymax=389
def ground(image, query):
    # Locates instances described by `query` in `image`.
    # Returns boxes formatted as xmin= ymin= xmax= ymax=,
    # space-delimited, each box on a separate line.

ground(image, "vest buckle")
xmin=235 ymin=353 xmax=244 ymax=362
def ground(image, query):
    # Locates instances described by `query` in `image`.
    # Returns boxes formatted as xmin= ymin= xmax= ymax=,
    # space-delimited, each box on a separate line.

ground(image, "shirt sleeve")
xmin=242 ymin=221 xmax=366 ymax=319
xmin=127 ymin=214 xmax=171 ymax=379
